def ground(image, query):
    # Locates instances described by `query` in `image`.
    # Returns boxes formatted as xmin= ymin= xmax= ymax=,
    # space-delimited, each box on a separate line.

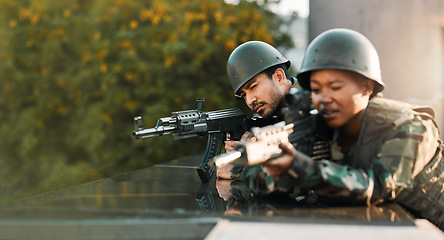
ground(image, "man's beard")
xmin=260 ymin=89 xmax=283 ymax=118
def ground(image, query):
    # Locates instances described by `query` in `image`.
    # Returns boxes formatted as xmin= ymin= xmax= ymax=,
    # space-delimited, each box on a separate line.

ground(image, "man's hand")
xmin=263 ymin=141 xmax=296 ymax=177
xmin=218 ymin=131 xmax=252 ymax=179
xmin=224 ymin=132 xmax=237 ymax=152
xmin=224 ymin=140 xmax=238 ymax=153
xmin=224 ymin=132 xmax=250 ymax=152
xmin=217 ymin=163 xmax=235 ymax=179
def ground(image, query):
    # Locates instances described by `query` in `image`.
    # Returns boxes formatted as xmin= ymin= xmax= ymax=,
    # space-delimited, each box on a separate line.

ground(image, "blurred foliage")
xmin=0 ymin=0 xmax=295 ymax=203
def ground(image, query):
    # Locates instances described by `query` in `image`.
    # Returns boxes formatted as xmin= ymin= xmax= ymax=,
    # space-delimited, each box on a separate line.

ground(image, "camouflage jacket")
xmin=240 ymin=97 xmax=444 ymax=229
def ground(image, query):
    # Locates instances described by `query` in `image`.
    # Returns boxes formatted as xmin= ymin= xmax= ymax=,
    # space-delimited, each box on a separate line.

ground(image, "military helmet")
xmin=297 ymin=28 xmax=384 ymax=97
xmin=227 ymin=41 xmax=291 ymax=95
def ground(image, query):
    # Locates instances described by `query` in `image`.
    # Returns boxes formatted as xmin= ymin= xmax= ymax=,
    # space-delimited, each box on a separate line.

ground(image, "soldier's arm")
xmin=247 ymin=118 xmax=437 ymax=205
xmin=217 ymin=132 xmax=251 ymax=180
xmin=245 ymin=145 xmax=390 ymax=204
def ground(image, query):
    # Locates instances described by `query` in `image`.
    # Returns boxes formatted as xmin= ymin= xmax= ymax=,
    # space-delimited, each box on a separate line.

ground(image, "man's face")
xmin=237 ymin=71 xmax=284 ymax=118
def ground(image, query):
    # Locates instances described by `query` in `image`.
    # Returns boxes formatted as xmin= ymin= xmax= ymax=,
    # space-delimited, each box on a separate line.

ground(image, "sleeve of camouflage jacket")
xmin=245 ymin=116 xmax=440 ymax=205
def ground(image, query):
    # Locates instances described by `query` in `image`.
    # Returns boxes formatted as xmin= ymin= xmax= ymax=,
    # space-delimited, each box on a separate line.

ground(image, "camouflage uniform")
xmin=243 ymin=96 xmax=444 ymax=230
xmin=225 ymin=29 xmax=444 ymax=229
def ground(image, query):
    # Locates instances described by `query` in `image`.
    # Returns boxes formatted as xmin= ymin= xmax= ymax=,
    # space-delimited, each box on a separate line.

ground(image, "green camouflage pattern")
xmin=242 ymin=97 xmax=444 ymax=230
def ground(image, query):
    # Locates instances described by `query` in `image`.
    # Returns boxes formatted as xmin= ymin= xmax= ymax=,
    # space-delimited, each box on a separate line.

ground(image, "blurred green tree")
xmin=0 ymin=0 xmax=294 ymax=202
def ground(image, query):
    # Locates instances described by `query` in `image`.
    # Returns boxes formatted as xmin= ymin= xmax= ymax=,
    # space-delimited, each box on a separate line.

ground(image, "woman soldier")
xmin=253 ymin=28 xmax=443 ymax=230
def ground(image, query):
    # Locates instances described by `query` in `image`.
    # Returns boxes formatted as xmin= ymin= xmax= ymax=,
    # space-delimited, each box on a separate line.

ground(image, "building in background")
xmin=308 ymin=0 xmax=444 ymax=136
xmin=282 ymin=17 xmax=308 ymax=74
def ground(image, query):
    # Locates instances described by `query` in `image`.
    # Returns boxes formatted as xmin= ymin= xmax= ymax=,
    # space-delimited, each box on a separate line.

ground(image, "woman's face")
xmin=310 ymin=69 xmax=373 ymax=129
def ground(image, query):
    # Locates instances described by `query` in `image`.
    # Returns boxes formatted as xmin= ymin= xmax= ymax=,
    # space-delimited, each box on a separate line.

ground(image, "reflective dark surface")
xmin=0 ymin=156 xmax=427 ymax=239
xmin=0 ymin=156 xmax=225 ymax=220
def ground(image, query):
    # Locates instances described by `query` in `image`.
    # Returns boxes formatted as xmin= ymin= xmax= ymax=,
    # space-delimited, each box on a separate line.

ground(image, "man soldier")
xmin=217 ymin=41 xmax=297 ymax=179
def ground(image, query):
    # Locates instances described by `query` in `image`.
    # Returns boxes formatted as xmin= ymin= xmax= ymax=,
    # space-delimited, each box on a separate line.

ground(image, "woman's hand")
xmin=263 ymin=141 xmax=297 ymax=177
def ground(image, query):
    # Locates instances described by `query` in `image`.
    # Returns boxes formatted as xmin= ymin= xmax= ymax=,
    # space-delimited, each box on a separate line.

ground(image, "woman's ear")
xmin=364 ymin=79 xmax=374 ymax=97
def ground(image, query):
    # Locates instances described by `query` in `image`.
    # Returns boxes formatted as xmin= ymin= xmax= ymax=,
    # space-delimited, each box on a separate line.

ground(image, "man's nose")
xmin=245 ymin=93 xmax=257 ymax=108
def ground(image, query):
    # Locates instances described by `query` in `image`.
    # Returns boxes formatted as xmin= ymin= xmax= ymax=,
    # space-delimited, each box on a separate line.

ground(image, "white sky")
xmin=270 ymin=0 xmax=309 ymax=17
xmin=225 ymin=0 xmax=309 ymax=18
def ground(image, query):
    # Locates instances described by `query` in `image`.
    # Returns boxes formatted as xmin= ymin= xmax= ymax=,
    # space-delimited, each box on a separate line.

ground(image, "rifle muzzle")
xmin=132 ymin=126 xmax=176 ymax=139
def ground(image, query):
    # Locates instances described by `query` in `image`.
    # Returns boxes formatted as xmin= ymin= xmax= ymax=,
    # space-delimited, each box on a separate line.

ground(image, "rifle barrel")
xmin=132 ymin=126 xmax=176 ymax=139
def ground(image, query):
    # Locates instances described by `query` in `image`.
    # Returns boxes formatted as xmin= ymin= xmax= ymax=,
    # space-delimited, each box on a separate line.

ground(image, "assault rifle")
xmin=132 ymin=98 xmax=277 ymax=183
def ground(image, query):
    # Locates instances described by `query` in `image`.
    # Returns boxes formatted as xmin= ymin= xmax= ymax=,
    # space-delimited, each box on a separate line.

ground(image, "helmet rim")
xmin=297 ymin=28 xmax=384 ymax=97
